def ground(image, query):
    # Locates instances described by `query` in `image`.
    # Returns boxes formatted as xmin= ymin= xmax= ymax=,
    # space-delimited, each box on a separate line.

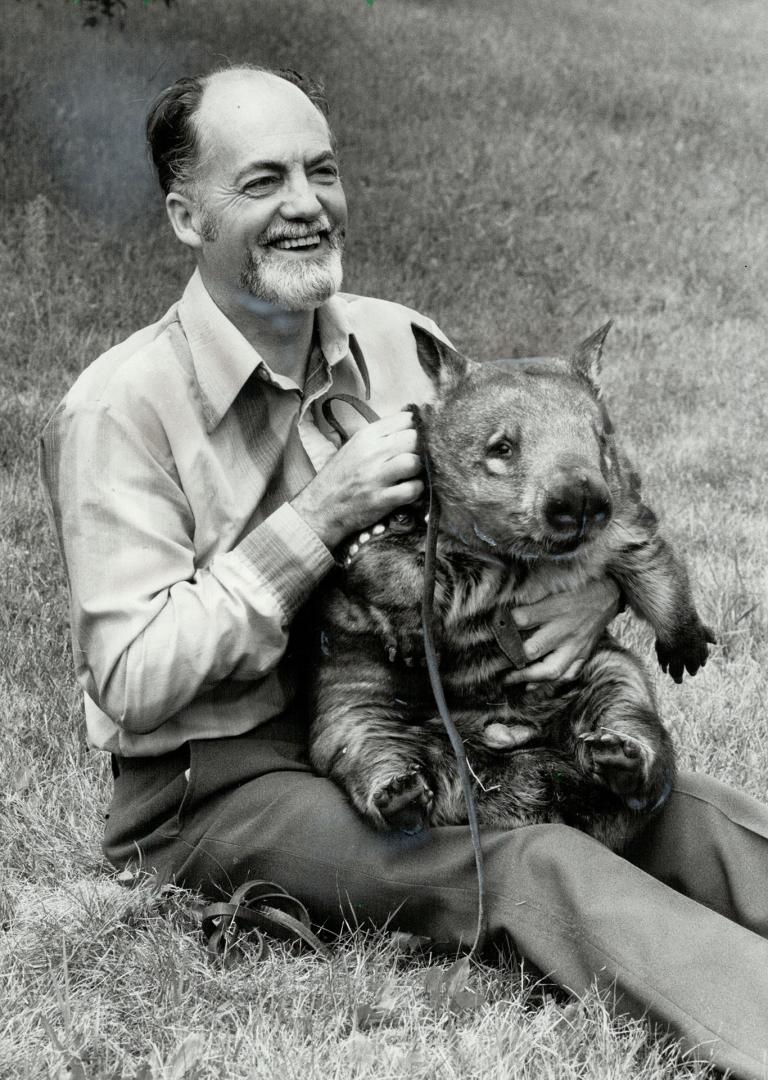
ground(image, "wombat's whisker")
xmin=466 ymin=756 xmax=501 ymax=794
xmin=585 ymin=726 xmax=647 ymax=747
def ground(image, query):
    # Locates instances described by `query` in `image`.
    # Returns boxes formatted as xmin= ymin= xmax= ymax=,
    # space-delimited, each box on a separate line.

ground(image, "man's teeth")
xmin=271 ymin=236 xmax=322 ymax=249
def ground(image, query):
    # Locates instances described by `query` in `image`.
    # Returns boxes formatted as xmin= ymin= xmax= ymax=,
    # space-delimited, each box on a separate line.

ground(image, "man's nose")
xmin=280 ymin=171 xmax=323 ymax=219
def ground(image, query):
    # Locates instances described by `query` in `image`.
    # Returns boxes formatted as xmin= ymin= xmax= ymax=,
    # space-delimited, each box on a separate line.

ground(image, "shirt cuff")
xmin=233 ymin=502 xmax=336 ymax=619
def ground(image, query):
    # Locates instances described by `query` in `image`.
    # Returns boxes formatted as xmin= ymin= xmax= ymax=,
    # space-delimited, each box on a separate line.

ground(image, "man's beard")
xmin=239 ymin=220 xmax=345 ymax=311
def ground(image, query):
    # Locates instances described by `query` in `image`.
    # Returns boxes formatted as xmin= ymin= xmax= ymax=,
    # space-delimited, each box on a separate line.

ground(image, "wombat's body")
xmin=309 ymin=325 xmax=713 ymax=850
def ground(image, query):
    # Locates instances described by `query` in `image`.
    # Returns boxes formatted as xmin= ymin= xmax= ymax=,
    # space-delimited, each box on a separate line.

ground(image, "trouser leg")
xmin=624 ymin=770 xmax=768 ymax=937
xmin=104 ymin=737 xmax=768 ymax=1080
xmin=179 ymin=773 xmax=768 ymax=1078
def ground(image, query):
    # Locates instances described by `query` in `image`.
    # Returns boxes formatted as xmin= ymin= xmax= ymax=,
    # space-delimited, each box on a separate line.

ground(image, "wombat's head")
xmin=413 ymin=322 xmax=625 ymax=562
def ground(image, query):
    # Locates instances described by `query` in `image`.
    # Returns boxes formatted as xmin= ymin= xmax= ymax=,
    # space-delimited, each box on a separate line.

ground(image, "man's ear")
xmin=571 ymin=320 xmax=612 ymax=391
xmin=165 ymin=191 xmax=204 ymax=252
xmin=411 ymin=323 xmax=467 ymax=391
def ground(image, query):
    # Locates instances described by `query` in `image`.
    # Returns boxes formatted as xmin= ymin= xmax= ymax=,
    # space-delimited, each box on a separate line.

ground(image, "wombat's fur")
xmin=309 ymin=324 xmax=714 ymax=850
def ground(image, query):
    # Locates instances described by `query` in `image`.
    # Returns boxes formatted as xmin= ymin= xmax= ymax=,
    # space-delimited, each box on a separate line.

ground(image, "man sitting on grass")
xmin=41 ymin=64 xmax=768 ymax=1079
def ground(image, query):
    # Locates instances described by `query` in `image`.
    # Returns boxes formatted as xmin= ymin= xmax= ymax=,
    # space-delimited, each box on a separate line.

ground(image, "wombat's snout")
xmin=544 ymin=470 xmax=612 ymax=534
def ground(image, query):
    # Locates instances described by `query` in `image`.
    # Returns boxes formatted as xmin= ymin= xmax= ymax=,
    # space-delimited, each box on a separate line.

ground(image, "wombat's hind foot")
xmin=579 ymin=729 xmax=648 ymax=798
xmin=373 ymin=768 xmax=434 ymax=833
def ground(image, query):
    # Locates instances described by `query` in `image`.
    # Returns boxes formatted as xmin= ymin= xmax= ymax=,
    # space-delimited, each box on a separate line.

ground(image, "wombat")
xmin=309 ymin=324 xmax=714 ymax=851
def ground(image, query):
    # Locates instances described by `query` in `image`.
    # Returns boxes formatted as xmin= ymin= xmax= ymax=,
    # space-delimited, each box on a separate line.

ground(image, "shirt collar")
xmin=177 ymin=270 xmax=361 ymax=434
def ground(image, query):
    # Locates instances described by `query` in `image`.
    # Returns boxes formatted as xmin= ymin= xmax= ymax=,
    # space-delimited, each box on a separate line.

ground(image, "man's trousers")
xmin=104 ymin=717 xmax=768 ymax=1079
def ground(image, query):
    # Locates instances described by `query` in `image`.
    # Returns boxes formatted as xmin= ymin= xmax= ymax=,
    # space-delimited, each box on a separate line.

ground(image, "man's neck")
xmin=201 ymin=273 xmax=317 ymax=385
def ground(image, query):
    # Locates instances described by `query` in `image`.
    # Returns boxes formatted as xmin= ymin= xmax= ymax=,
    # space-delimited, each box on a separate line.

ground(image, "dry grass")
xmin=1 ymin=0 xmax=766 ymax=1075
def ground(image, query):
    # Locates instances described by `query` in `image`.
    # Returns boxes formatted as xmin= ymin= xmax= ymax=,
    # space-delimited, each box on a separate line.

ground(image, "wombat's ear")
xmin=571 ymin=321 xmax=613 ymax=391
xmin=411 ymin=323 xmax=467 ymax=391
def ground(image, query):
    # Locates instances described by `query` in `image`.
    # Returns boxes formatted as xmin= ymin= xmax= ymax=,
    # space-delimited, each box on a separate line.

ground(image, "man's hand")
xmin=503 ymin=578 xmax=621 ymax=688
xmin=291 ymin=412 xmax=423 ymax=549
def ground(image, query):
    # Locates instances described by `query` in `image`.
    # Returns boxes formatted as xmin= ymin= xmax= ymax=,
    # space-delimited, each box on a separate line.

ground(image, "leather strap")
xmin=421 ymin=466 xmax=487 ymax=959
xmin=201 ymin=879 xmax=331 ymax=962
xmin=321 ymin=387 xmax=488 ymax=958
xmin=491 ymin=607 xmax=527 ymax=669
xmin=321 ymin=394 xmax=381 ymax=443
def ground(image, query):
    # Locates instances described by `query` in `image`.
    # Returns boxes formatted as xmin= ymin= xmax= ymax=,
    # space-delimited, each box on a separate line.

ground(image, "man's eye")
xmin=313 ymin=165 xmax=339 ymax=181
xmin=244 ymin=176 xmax=279 ymax=193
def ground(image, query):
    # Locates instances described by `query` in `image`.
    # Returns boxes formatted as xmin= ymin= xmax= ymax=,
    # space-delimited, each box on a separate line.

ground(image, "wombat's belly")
xmin=386 ymin=638 xmax=572 ymax=755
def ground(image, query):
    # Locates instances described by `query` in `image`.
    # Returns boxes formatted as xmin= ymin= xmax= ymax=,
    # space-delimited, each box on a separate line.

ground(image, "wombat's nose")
xmin=544 ymin=473 xmax=612 ymax=533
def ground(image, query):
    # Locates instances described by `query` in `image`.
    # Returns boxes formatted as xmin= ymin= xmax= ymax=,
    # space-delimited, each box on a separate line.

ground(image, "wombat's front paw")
xmin=579 ymin=729 xmax=649 ymax=797
xmin=373 ymin=768 xmax=434 ymax=833
xmin=656 ymin=620 xmax=716 ymax=683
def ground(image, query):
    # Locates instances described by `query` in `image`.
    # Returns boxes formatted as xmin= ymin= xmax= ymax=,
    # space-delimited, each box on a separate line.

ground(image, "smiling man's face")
xmin=189 ymin=70 xmax=348 ymax=312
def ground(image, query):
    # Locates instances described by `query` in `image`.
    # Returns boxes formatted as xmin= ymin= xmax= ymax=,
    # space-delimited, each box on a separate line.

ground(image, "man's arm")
xmin=40 ymin=400 xmax=337 ymax=733
xmin=40 ymin=402 xmax=422 ymax=735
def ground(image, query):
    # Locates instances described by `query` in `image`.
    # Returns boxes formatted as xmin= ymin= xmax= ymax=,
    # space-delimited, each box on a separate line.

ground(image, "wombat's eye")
xmin=486 ymin=438 xmax=517 ymax=459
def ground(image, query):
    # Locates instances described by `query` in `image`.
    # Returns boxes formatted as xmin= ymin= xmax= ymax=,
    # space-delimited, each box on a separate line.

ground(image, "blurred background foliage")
xmin=3 ymin=0 xmax=766 ymax=358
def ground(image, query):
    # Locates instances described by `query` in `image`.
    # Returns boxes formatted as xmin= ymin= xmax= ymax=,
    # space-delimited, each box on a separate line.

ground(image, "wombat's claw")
xmin=383 ymin=631 xmax=430 ymax=667
xmin=580 ymin=731 xmax=646 ymax=797
xmin=655 ymin=623 xmax=715 ymax=683
xmin=373 ymin=769 xmax=433 ymax=833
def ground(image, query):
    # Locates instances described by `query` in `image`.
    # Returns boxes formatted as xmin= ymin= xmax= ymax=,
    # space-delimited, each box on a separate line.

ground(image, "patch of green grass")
xmin=1 ymin=0 xmax=765 ymax=1076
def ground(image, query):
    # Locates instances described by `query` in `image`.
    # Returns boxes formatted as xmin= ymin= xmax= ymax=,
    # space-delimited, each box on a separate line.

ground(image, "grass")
xmin=1 ymin=0 xmax=767 ymax=1074
xmin=0 ymin=878 xmax=713 ymax=1079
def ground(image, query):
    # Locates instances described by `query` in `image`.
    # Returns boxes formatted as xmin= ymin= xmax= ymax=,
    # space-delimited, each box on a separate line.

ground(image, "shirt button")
xmin=257 ymin=369 xmax=270 ymax=382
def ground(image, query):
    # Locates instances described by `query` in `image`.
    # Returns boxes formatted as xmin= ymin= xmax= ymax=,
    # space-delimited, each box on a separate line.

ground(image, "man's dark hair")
xmin=146 ymin=64 xmax=331 ymax=196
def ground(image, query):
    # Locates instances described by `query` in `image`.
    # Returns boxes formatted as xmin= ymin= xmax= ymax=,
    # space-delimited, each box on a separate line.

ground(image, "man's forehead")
xmin=195 ymin=70 xmax=332 ymax=171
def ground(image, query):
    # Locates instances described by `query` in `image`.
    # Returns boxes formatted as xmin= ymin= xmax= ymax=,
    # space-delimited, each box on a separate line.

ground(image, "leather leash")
xmin=201 ymin=879 xmax=331 ymax=962
xmin=321 ymin=392 xmax=380 ymax=439
xmin=323 ymin=393 xmax=488 ymax=959
xmin=420 ymin=454 xmax=487 ymax=958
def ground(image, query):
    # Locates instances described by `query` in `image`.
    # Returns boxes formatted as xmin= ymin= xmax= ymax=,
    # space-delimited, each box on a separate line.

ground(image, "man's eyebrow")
xmin=234 ymin=151 xmax=338 ymax=186
xmin=305 ymin=151 xmax=338 ymax=167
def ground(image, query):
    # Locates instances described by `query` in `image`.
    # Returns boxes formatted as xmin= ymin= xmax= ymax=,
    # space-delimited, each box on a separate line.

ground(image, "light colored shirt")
xmin=40 ymin=270 xmax=439 ymax=756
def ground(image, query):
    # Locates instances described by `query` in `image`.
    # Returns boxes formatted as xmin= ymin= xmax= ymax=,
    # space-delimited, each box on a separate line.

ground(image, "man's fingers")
xmin=501 ymin=579 xmax=620 ymax=687
xmin=383 ymin=428 xmax=420 ymax=457
xmin=524 ymin=656 xmax=587 ymax=691
xmin=368 ymin=411 xmax=417 ymax=436
xmin=512 ymin=594 xmax=571 ymax=629
xmin=504 ymin=655 xmax=567 ymax=685
xmin=520 ymin=626 xmax=561 ymax=663
xmin=346 ymin=418 xmax=419 ymax=459
xmin=512 ymin=578 xmax=620 ymax=630
xmin=381 ymin=478 xmax=424 ymax=509
xmin=504 ymin=653 xmax=584 ymax=686
xmin=561 ymin=659 xmax=585 ymax=682
xmin=381 ymin=452 xmax=423 ymax=484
